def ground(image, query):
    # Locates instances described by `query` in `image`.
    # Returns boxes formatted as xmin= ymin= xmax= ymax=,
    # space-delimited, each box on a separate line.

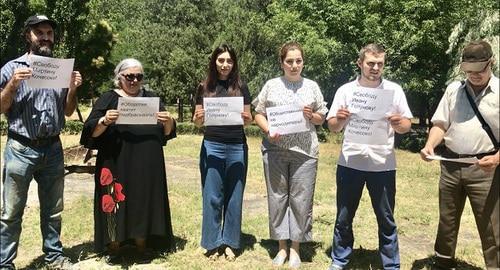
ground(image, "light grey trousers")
xmin=262 ymin=146 xmax=317 ymax=242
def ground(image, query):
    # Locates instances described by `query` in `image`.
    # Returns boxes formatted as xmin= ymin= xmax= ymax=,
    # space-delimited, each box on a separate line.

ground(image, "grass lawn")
xmin=0 ymin=134 xmax=485 ymax=269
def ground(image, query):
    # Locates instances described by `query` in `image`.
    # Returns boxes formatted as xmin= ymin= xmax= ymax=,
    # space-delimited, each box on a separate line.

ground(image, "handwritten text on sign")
xmin=116 ymin=97 xmax=159 ymax=125
xmin=344 ymin=116 xmax=389 ymax=145
xmin=203 ymin=97 xmax=244 ymax=126
xmin=27 ymin=55 xmax=75 ymax=89
xmin=349 ymin=87 xmax=394 ymax=120
xmin=267 ymin=103 xmax=308 ymax=135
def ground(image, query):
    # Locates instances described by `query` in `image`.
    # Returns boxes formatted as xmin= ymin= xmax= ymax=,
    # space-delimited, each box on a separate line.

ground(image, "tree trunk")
xmin=419 ymin=116 xmax=426 ymax=126
xmin=177 ymin=98 xmax=184 ymax=122
xmin=76 ymin=102 xmax=84 ymax=122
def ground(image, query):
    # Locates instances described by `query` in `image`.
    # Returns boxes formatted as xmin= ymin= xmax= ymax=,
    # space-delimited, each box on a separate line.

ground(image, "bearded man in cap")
xmin=0 ymin=15 xmax=81 ymax=270
xmin=420 ymin=40 xmax=499 ymax=269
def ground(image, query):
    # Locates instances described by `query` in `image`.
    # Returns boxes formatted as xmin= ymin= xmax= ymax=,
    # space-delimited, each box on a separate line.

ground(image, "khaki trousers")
xmin=435 ymin=161 xmax=499 ymax=269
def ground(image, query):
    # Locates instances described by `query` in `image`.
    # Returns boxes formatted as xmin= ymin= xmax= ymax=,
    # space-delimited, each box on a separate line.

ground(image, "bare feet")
xmin=135 ymin=238 xmax=146 ymax=253
xmin=204 ymin=248 xmax=220 ymax=261
xmin=108 ymin=241 xmax=120 ymax=254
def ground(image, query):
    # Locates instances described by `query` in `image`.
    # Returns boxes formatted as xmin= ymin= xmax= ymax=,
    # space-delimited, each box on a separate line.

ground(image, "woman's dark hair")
xmin=202 ymin=44 xmax=242 ymax=97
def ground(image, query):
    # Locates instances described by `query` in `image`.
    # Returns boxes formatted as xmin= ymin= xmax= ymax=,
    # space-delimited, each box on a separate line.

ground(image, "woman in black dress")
xmin=80 ymin=58 xmax=176 ymax=263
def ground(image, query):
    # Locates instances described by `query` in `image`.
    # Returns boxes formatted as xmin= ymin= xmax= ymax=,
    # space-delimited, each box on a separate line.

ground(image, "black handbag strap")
xmin=462 ymin=81 xmax=499 ymax=150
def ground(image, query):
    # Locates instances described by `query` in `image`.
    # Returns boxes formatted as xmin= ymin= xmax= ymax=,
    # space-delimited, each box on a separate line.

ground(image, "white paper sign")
xmin=426 ymin=155 xmax=479 ymax=164
xmin=116 ymin=97 xmax=159 ymax=125
xmin=203 ymin=97 xmax=244 ymax=126
xmin=267 ymin=103 xmax=308 ymax=135
xmin=26 ymin=55 xmax=75 ymax=89
xmin=344 ymin=116 xmax=389 ymax=145
xmin=349 ymin=87 xmax=395 ymax=120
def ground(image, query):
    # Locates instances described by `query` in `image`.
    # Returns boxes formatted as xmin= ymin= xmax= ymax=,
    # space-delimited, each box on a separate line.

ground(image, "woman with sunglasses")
xmin=193 ymin=44 xmax=252 ymax=261
xmin=253 ymin=42 xmax=328 ymax=269
xmin=80 ymin=58 xmax=176 ymax=264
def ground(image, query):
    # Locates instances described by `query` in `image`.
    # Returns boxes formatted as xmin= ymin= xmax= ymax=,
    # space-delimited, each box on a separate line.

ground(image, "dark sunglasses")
xmin=121 ymin=73 xmax=144 ymax=82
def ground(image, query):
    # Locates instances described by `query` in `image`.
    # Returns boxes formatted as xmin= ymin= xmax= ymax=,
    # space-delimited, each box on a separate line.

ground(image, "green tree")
xmin=1 ymin=0 xmax=116 ymax=121
xmin=0 ymin=0 xmax=31 ymax=66
xmin=74 ymin=0 xmax=499 ymax=125
xmin=269 ymin=0 xmax=498 ymax=126
xmin=74 ymin=20 xmax=116 ymax=100
xmin=89 ymin=0 xmax=217 ymax=121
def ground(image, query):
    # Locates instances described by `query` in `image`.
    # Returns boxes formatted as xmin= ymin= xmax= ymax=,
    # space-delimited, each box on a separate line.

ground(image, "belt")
xmin=443 ymin=147 xmax=498 ymax=159
xmin=8 ymin=131 xmax=60 ymax=147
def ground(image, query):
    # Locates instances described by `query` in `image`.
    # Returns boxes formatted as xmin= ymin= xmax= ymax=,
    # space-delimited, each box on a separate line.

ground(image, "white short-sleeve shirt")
xmin=327 ymin=78 xmax=413 ymax=171
xmin=431 ymin=75 xmax=499 ymax=154
xmin=253 ymin=76 xmax=328 ymax=158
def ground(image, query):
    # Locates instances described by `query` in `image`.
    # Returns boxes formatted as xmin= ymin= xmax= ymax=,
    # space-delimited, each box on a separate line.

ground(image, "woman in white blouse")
xmin=253 ymin=41 xmax=328 ymax=269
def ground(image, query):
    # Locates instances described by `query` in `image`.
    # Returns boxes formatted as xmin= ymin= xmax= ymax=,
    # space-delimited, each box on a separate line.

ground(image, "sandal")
xmin=224 ymin=246 xmax=236 ymax=261
xmin=272 ymin=253 xmax=287 ymax=266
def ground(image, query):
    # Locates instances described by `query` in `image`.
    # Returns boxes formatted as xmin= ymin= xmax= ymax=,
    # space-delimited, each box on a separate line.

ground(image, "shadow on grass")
xmin=324 ymin=245 xmax=382 ymax=269
xmin=238 ymin=232 xmax=257 ymax=255
xmin=172 ymin=235 xmax=188 ymax=253
xmin=411 ymin=256 xmax=484 ymax=270
xmin=260 ymin=239 xmax=322 ymax=262
xmin=22 ymin=241 xmax=94 ymax=270
xmin=21 ymin=235 xmax=187 ymax=270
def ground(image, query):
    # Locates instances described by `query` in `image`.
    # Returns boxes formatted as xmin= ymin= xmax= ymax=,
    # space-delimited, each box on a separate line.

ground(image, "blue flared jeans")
xmin=199 ymin=139 xmax=247 ymax=250
xmin=1 ymin=138 xmax=65 ymax=269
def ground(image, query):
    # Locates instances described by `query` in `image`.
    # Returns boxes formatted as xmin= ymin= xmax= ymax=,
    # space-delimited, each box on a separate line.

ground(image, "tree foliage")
xmin=1 ymin=0 xmax=498 ymax=124
xmin=1 ymin=0 xmax=31 ymax=65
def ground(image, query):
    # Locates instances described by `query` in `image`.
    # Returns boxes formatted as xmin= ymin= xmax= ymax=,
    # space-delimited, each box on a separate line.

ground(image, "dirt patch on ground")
xmin=15 ymin=153 xmax=269 ymax=269
xmin=25 ymin=161 xmax=202 ymax=207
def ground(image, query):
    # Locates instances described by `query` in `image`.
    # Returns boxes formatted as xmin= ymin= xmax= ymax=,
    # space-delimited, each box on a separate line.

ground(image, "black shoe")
xmin=103 ymin=254 xmax=122 ymax=266
xmin=431 ymin=256 xmax=457 ymax=270
xmin=46 ymin=256 xmax=77 ymax=270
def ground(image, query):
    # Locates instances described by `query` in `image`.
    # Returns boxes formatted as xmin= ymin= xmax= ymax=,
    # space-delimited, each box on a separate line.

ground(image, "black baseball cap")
xmin=24 ymin=15 xmax=57 ymax=29
xmin=460 ymin=40 xmax=493 ymax=72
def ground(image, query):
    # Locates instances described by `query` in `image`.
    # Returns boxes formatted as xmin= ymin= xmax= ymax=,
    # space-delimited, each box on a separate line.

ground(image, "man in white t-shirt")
xmin=326 ymin=43 xmax=412 ymax=270
xmin=420 ymin=40 xmax=499 ymax=270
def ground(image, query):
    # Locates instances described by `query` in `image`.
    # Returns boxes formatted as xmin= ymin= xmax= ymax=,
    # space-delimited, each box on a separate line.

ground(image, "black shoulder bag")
xmin=462 ymin=81 xmax=500 ymax=150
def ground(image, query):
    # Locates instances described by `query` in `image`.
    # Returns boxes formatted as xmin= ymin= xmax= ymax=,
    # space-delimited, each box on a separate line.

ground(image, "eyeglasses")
xmin=121 ymin=73 xmax=144 ymax=82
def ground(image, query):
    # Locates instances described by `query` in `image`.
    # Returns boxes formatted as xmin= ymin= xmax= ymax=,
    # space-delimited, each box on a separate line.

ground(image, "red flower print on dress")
xmin=102 ymin=194 xmax=116 ymax=213
xmin=114 ymin=182 xmax=126 ymax=202
xmin=99 ymin=167 xmax=126 ymax=241
xmin=100 ymin=167 xmax=113 ymax=186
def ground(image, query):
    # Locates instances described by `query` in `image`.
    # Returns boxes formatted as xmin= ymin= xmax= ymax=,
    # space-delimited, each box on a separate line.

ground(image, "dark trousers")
xmin=435 ymin=161 xmax=499 ymax=269
xmin=331 ymin=165 xmax=400 ymax=270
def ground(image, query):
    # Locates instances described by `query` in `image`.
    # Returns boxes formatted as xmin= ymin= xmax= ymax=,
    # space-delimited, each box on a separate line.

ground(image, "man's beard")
xmin=29 ymin=40 xmax=54 ymax=57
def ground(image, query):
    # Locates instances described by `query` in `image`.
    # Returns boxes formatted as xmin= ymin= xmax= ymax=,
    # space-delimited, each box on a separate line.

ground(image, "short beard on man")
xmin=29 ymin=40 xmax=54 ymax=57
